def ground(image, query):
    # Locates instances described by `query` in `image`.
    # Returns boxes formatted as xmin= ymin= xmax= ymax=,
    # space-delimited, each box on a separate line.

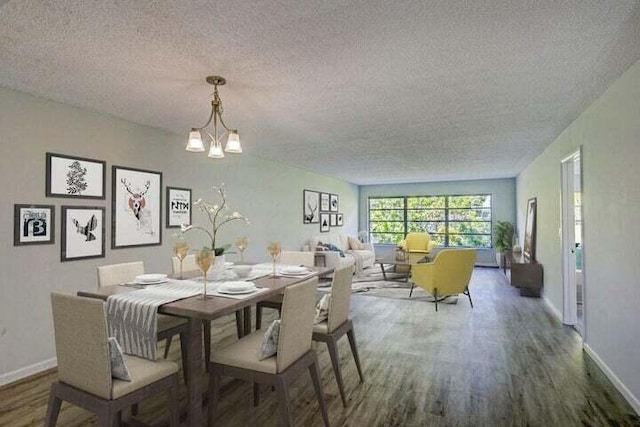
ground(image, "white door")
xmin=561 ymin=149 xmax=585 ymax=335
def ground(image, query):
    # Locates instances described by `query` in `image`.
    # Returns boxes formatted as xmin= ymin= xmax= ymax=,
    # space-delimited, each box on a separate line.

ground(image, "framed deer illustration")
xmin=303 ymin=190 xmax=320 ymax=224
xmin=112 ymin=166 xmax=162 ymax=249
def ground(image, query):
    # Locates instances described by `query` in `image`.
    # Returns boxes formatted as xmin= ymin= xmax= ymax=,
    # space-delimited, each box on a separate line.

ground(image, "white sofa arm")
xmin=362 ymin=242 xmax=375 ymax=253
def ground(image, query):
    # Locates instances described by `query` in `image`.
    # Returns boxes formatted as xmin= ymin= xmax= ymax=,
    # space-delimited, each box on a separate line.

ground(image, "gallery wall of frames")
xmin=13 ymin=152 xmax=192 ymax=262
xmin=302 ymin=189 xmax=344 ymax=233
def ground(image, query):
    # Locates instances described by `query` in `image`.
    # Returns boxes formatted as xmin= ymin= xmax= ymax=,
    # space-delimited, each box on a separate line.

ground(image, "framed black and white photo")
xmin=166 ymin=187 xmax=191 ymax=228
xmin=46 ymin=153 xmax=106 ymax=199
xmin=330 ymin=213 xmax=337 ymax=226
xmin=330 ymin=193 xmax=339 ymax=212
xmin=320 ymin=212 xmax=330 ymax=233
xmin=303 ymin=190 xmax=320 ymax=224
xmin=14 ymin=204 xmax=55 ymax=246
xmin=336 ymin=213 xmax=343 ymax=226
xmin=112 ymin=166 xmax=162 ymax=249
xmin=320 ymin=193 xmax=330 ymax=212
xmin=61 ymin=206 xmax=105 ymax=261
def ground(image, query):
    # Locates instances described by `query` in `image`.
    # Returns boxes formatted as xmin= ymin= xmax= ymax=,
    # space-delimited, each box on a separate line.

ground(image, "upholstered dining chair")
xmin=256 ymin=250 xmax=315 ymax=330
xmin=97 ymin=262 xmax=188 ymax=362
xmin=410 ymin=248 xmax=476 ymax=311
xmin=170 ymin=253 xmax=199 ymax=274
xmin=208 ymin=278 xmax=330 ymax=427
xmin=46 ymin=293 xmax=179 ymax=427
xmin=312 ymin=266 xmax=364 ymax=407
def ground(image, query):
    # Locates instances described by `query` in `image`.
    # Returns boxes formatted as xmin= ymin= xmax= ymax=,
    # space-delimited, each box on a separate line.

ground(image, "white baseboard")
xmin=583 ymin=344 xmax=640 ymax=415
xmin=543 ymin=297 xmax=563 ymax=323
xmin=0 ymin=358 xmax=57 ymax=387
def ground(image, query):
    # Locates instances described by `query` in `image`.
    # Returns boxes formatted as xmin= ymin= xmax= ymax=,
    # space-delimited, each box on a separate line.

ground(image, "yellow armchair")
xmin=410 ymin=248 xmax=476 ymax=311
xmin=399 ymin=232 xmax=437 ymax=262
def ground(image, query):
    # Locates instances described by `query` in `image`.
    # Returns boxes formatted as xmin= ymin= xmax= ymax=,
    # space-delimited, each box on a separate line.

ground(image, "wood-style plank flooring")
xmin=1 ymin=268 xmax=638 ymax=426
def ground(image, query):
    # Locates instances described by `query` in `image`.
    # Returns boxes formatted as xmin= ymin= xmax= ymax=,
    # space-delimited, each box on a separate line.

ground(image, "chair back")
xmin=97 ymin=261 xmax=144 ymax=288
xmin=50 ymin=293 xmax=112 ymax=400
xmin=280 ymin=251 xmax=315 ymax=267
xmin=327 ymin=266 xmax=353 ymax=333
xmin=405 ymin=232 xmax=432 ymax=252
xmin=276 ymin=277 xmax=318 ymax=372
xmin=413 ymin=249 xmax=476 ymax=295
xmin=171 ymin=254 xmax=199 ymax=275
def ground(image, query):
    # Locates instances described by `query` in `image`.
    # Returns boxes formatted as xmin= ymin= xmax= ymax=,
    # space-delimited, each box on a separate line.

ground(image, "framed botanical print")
xmin=330 ymin=213 xmax=337 ymax=226
xmin=336 ymin=213 xmax=344 ymax=226
xmin=46 ymin=153 xmax=106 ymax=199
xmin=14 ymin=204 xmax=55 ymax=246
xmin=303 ymin=190 xmax=320 ymax=224
xmin=320 ymin=212 xmax=330 ymax=233
xmin=61 ymin=206 xmax=105 ymax=261
xmin=166 ymin=187 xmax=191 ymax=228
xmin=330 ymin=194 xmax=339 ymax=212
xmin=112 ymin=166 xmax=162 ymax=249
xmin=320 ymin=193 xmax=330 ymax=212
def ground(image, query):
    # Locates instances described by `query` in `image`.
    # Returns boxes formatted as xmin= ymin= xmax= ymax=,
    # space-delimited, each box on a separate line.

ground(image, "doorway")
xmin=561 ymin=149 xmax=584 ymax=335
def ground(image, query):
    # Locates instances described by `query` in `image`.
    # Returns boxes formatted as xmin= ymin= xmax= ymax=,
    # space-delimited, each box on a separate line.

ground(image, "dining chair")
xmin=255 ymin=251 xmax=315 ymax=330
xmin=208 ymin=277 xmax=330 ymax=427
xmin=97 ymin=262 xmax=188 ymax=364
xmin=46 ymin=293 xmax=179 ymax=427
xmin=170 ymin=254 xmax=198 ymax=274
xmin=410 ymin=248 xmax=476 ymax=311
xmin=312 ymin=266 xmax=364 ymax=407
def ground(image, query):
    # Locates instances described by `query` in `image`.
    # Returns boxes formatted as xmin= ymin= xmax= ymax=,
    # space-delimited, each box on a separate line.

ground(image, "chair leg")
xmin=168 ymin=374 xmax=180 ymax=427
xmin=44 ymin=386 xmax=62 ymax=427
xmin=275 ymin=377 xmax=293 ymax=427
xmin=434 ymin=288 xmax=438 ymax=312
xmin=236 ymin=310 xmax=244 ymax=337
xmin=179 ymin=330 xmax=189 ymax=385
xmin=309 ymin=356 xmax=331 ymax=427
xmin=409 ymin=283 xmax=415 ymax=298
xmin=207 ymin=367 xmax=221 ymax=427
xmin=253 ymin=382 xmax=260 ymax=407
xmin=256 ymin=304 xmax=263 ymax=330
xmin=465 ymin=288 xmax=474 ymax=308
xmin=326 ymin=337 xmax=348 ymax=407
xmin=346 ymin=326 xmax=365 ymax=383
xmin=204 ymin=320 xmax=212 ymax=372
xmin=131 ymin=403 xmax=138 ymax=416
xmin=163 ymin=336 xmax=172 ymax=359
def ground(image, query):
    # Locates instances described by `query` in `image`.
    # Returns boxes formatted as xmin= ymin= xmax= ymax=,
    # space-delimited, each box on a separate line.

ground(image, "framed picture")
xmin=336 ymin=213 xmax=343 ymax=226
xmin=330 ymin=213 xmax=337 ymax=226
xmin=320 ymin=193 xmax=330 ymax=212
xmin=524 ymin=197 xmax=537 ymax=262
xmin=61 ymin=206 xmax=105 ymax=261
xmin=46 ymin=153 xmax=106 ymax=199
xmin=112 ymin=166 xmax=162 ymax=249
xmin=14 ymin=204 xmax=55 ymax=246
xmin=320 ymin=212 xmax=330 ymax=233
xmin=330 ymin=194 xmax=339 ymax=212
xmin=166 ymin=187 xmax=191 ymax=228
xmin=303 ymin=190 xmax=320 ymax=224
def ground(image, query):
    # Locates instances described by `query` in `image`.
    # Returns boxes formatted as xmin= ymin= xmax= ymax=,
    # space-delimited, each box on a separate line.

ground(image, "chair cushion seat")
xmin=112 ymin=356 xmax=178 ymax=399
xmin=312 ymin=321 xmax=329 ymax=334
xmin=157 ymin=314 xmax=187 ymax=332
xmin=211 ymin=330 xmax=277 ymax=374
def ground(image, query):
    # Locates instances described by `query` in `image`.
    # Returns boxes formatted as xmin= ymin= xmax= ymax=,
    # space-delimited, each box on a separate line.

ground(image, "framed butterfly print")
xmin=61 ymin=206 xmax=105 ymax=262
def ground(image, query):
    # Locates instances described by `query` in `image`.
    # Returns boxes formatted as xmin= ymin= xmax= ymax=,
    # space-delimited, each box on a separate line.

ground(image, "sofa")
xmin=311 ymin=234 xmax=376 ymax=273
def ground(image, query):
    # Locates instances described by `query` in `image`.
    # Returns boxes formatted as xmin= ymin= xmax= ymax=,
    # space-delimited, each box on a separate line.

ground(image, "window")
xmin=368 ymin=194 xmax=492 ymax=248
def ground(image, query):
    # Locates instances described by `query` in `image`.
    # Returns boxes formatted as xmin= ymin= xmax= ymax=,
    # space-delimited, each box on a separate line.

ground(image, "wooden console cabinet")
xmin=504 ymin=251 xmax=543 ymax=297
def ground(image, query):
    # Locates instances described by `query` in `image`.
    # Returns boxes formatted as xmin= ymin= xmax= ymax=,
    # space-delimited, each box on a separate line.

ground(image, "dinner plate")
xmin=218 ymin=281 xmax=255 ymax=293
xmin=280 ymin=270 xmax=310 ymax=276
xmin=217 ymin=287 xmax=257 ymax=295
xmin=131 ymin=278 xmax=169 ymax=285
xmin=134 ymin=273 xmax=168 ymax=283
xmin=280 ymin=266 xmax=309 ymax=274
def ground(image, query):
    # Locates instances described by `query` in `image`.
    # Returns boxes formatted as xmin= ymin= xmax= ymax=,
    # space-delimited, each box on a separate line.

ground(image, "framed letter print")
xmin=46 ymin=153 xmax=106 ymax=199
xmin=112 ymin=166 xmax=162 ymax=249
xmin=330 ymin=194 xmax=339 ymax=212
xmin=303 ymin=190 xmax=320 ymax=224
xmin=523 ymin=197 xmax=537 ymax=262
xmin=61 ymin=206 xmax=105 ymax=261
xmin=14 ymin=204 xmax=55 ymax=246
xmin=320 ymin=212 xmax=330 ymax=233
xmin=320 ymin=193 xmax=330 ymax=212
xmin=166 ymin=187 xmax=191 ymax=228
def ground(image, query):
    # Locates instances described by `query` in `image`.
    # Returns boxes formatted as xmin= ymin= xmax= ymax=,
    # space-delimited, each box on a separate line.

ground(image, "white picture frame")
xmin=166 ymin=187 xmax=191 ymax=228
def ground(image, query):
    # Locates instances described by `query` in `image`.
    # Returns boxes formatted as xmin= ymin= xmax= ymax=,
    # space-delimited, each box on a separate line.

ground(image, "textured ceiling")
xmin=1 ymin=1 xmax=639 ymax=185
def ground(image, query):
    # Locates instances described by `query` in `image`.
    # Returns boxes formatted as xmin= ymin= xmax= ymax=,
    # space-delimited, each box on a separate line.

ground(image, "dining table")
xmin=77 ymin=264 xmax=333 ymax=426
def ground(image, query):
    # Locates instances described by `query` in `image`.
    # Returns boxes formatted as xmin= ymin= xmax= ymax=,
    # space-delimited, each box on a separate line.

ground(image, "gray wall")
xmin=517 ymin=59 xmax=640 ymax=411
xmin=0 ymin=87 xmax=358 ymax=381
xmin=359 ymin=179 xmax=516 ymax=263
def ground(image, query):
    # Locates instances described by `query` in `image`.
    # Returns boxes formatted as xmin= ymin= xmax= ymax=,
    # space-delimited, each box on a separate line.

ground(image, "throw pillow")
xmin=313 ymin=294 xmax=330 ymax=324
xmin=348 ymin=236 xmax=364 ymax=250
xmin=108 ymin=337 xmax=132 ymax=381
xmin=259 ymin=319 xmax=281 ymax=360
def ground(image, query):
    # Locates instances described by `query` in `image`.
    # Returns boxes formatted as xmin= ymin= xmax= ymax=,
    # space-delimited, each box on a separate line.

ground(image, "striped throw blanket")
xmin=106 ymin=280 xmax=202 ymax=360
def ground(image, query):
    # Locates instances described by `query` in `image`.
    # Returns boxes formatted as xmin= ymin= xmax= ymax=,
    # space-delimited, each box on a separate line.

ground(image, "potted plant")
xmin=494 ymin=221 xmax=515 ymax=267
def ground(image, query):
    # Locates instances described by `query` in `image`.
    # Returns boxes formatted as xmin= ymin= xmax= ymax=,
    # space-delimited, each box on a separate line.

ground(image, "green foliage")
xmin=494 ymin=221 xmax=514 ymax=252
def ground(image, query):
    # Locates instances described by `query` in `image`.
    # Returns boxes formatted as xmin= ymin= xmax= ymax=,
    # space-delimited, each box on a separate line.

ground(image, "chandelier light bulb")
xmin=225 ymin=131 xmax=242 ymax=153
xmin=208 ymin=141 xmax=225 ymax=158
xmin=186 ymin=129 xmax=205 ymax=152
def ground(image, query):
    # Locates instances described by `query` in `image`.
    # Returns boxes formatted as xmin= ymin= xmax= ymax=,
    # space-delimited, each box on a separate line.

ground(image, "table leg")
xmin=243 ymin=306 xmax=252 ymax=336
xmin=379 ymin=262 xmax=388 ymax=281
xmin=186 ymin=318 xmax=204 ymax=426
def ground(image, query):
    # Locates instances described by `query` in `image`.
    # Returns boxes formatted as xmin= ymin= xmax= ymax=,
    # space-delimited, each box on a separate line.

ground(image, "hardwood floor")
xmin=1 ymin=268 xmax=638 ymax=426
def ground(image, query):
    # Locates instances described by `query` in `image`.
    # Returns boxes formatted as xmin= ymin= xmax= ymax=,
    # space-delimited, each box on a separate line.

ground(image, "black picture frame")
xmin=330 ymin=193 xmax=339 ymax=212
xmin=46 ymin=152 xmax=106 ymax=199
xmin=166 ymin=186 xmax=192 ymax=228
xmin=303 ymin=190 xmax=320 ymax=224
xmin=524 ymin=197 xmax=537 ymax=262
xmin=320 ymin=193 xmax=330 ymax=212
xmin=336 ymin=213 xmax=344 ymax=227
xmin=61 ymin=206 xmax=106 ymax=262
xmin=112 ymin=165 xmax=163 ymax=249
xmin=320 ymin=212 xmax=330 ymax=232
xmin=14 ymin=204 xmax=55 ymax=246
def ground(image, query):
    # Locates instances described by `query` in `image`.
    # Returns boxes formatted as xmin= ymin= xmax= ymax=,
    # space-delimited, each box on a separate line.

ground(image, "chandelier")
xmin=185 ymin=75 xmax=242 ymax=158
